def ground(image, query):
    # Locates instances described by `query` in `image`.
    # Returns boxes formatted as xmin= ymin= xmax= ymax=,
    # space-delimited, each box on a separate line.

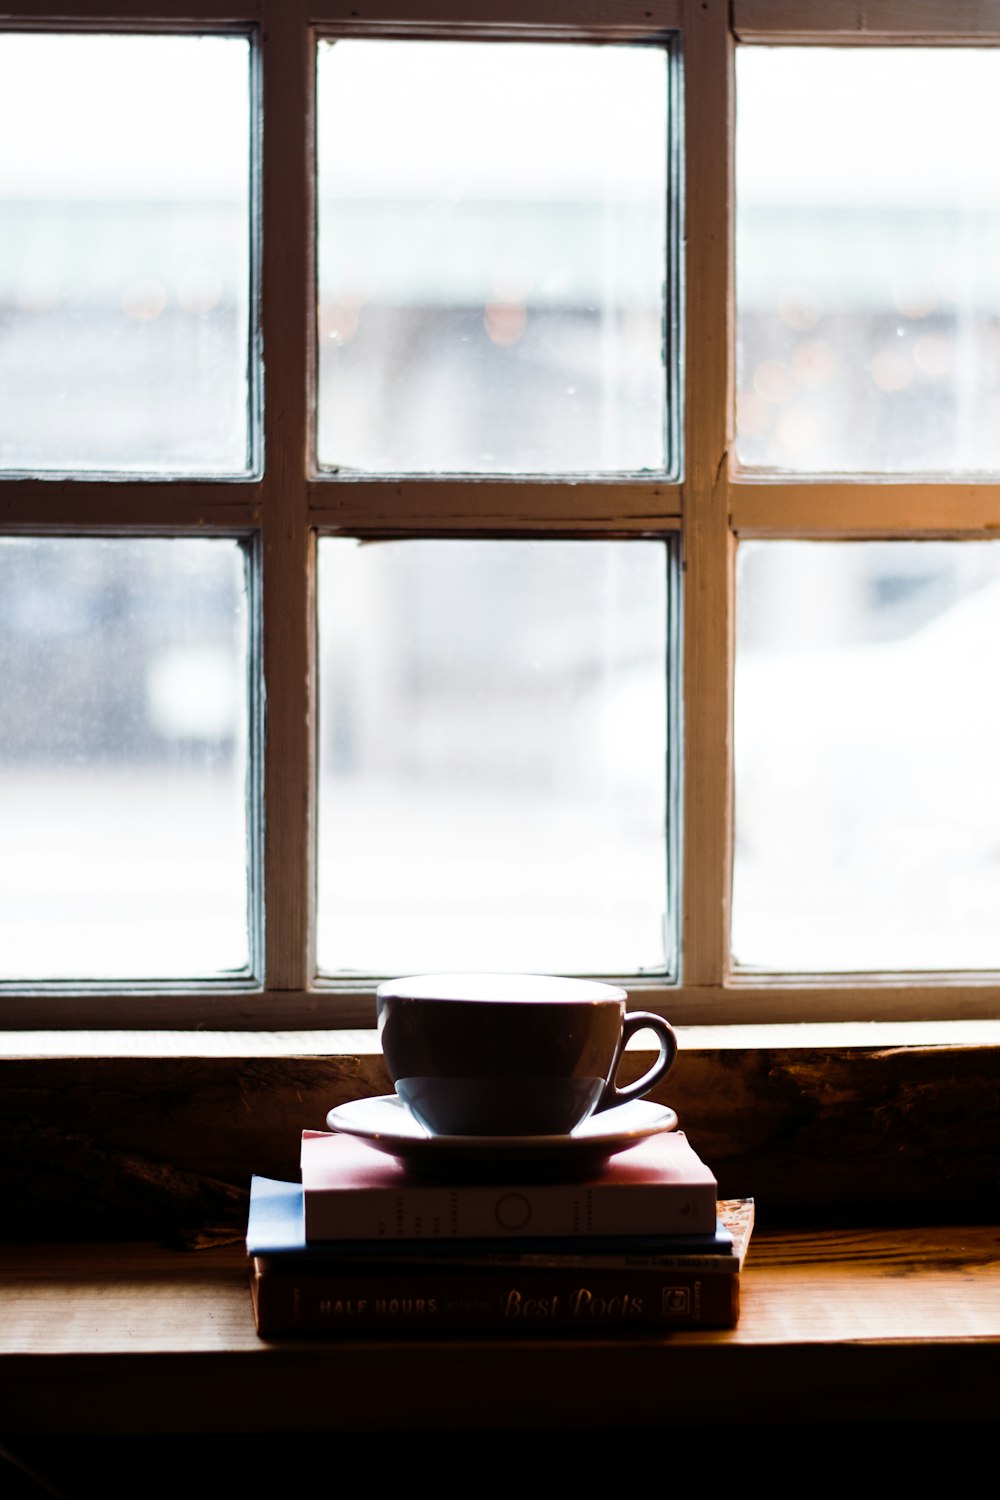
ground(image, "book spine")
xmin=257 ymin=1249 xmax=740 ymax=1273
xmin=250 ymin=1263 xmax=740 ymax=1336
xmin=301 ymin=1182 xmax=719 ymax=1242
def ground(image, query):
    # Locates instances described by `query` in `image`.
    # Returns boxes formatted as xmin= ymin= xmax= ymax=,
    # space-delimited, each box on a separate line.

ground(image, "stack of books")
xmin=246 ymin=1123 xmax=754 ymax=1337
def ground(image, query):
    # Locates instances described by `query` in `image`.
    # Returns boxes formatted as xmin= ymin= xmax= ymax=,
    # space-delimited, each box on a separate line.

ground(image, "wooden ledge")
xmin=1 ymin=1019 xmax=1000 ymax=1057
xmin=1 ymin=1225 xmax=998 ymax=1437
xmin=1 ymin=1026 xmax=999 ymax=1230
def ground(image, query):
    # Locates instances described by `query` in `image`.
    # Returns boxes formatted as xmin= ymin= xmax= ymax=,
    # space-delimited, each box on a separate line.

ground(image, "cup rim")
xmin=375 ymin=972 xmax=629 ymax=1005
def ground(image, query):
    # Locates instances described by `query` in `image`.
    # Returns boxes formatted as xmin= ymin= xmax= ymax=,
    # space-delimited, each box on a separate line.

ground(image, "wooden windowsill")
xmin=1 ymin=1225 xmax=998 ymax=1437
xmin=1 ymin=1018 xmax=998 ymax=1057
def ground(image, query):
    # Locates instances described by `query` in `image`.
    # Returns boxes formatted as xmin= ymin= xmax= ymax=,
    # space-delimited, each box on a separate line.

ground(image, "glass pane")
xmin=733 ymin=541 xmax=1000 ymax=971
xmin=737 ymin=48 xmax=1000 ymax=474
xmin=317 ymin=539 xmax=670 ymax=976
xmin=0 ymin=34 xmax=251 ymax=474
xmin=0 ymin=538 xmax=251 ymax=980
xmin=316 ymin=40 xmax=669 ymax=474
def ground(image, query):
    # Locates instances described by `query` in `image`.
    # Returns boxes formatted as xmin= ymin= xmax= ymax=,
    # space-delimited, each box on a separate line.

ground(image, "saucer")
xmin=324 ymin=1094 xmax=678 ymax=1177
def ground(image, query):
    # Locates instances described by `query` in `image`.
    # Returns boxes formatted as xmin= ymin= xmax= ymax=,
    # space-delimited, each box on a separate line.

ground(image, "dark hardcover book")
xmin=299 ymin=1128 xmax=720 ymax=1241
xmin=248 ymin=1175 xmax=748 ymax=1267
xmin=249 ymin=1253 xmax=744 ymax=1335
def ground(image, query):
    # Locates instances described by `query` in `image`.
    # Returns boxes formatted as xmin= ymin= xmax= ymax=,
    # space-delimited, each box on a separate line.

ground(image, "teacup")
xmin=376 ymin=971 xmax=678 ymax=1137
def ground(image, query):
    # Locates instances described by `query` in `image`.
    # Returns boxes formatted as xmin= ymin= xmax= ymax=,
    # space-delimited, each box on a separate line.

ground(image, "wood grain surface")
xmin=0 ymin=1225 xmax=997 ymax=1435
xmin=1 ymin=1031 xmax=997 ymax=1238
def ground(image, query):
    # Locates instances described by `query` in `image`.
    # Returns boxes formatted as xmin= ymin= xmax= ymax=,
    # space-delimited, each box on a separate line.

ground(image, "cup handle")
xmin=598 ymin=1011 xmax=678 ymax=1111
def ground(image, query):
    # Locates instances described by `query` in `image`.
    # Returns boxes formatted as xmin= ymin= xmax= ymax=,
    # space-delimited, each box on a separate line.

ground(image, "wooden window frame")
xmin=1 ymin=0 xmax=998 ymax=1031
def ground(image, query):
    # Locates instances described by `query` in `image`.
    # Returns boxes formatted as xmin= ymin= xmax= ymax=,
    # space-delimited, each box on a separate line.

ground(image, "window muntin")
xmin=316 ymin=537 xmax=673 ymax=978
xmin=0 ymin=536 xmax=252 ymax=982
xmin=736 ymin=47 xmax=1000 ymax=475
xmin=315 ymin=38 xmax=671 ymax=475
xmin=0 ymin=32 xmax=252 ymax=475
xmin=733 ymin=539 xmax=1000 ymax=973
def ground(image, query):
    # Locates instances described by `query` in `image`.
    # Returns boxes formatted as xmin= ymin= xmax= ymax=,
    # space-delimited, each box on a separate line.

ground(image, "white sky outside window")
xmin=733 ymin=49 xmax=1000 ymax=974
xmin=316 ymin=538 xmax=671 ymax=978
xmin=737 ymin=48 xmax=1000 ymax=474
xmin=733 ymin=540 xmax=1000 ymax=973
xmin=0 ymin=33 xmax=251 ymax=473
xmin=315 ymin=39 xmax=669 ymax=474
xmin=0 ymin=538 xmax=251 ymax=982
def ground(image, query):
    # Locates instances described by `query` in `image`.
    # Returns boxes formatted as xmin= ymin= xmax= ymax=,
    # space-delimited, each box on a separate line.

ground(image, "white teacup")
xmin=376 ymin=971 xmax=678 ymax=1137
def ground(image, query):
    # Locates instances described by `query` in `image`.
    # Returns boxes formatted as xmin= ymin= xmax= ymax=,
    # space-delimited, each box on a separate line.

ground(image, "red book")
xmin=299 ymin=1128 xmax=719 ymax=1242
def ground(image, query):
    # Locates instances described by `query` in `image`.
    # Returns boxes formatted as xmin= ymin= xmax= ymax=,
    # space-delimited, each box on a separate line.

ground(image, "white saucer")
xmin=324 ymin=1094 xmax=678 ymax=1176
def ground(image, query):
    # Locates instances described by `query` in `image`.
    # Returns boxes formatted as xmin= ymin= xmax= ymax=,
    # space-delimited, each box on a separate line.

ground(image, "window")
xmin=316 ymin=537 xmax=674 ymax=978
xmin=2 ymin=0 xmax=998 ymax=1030
xmin=0 ymin=536 xmax=252 ymax=981
xmin=0 ymin=32 xmax=252 ymax=473
xmin=730 ymin=10 xmax=1000 ymax=1011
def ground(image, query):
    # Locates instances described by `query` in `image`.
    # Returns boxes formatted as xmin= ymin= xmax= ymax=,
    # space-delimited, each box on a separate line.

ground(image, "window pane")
xmin=0 ymin=34 xmax=251 ymax=474
xmin=316 ymin=40 xmax=670 ymax=474
xmin=733 ymin=541 xmax=1000 ymax=971
xmin=317 ymin=539 xmax=671 ymax=976
xmin=737 ymin=49 xmax=1000 ymax=474
xmin=0 ymin=538 xmax=251 ymax=980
